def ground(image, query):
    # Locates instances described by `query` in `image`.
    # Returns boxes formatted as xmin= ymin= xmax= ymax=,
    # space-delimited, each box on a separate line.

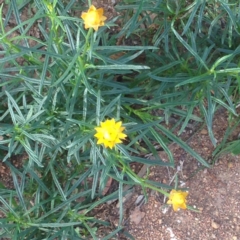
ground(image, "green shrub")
xmin=0 ymin=0 xmax=239 ymax=238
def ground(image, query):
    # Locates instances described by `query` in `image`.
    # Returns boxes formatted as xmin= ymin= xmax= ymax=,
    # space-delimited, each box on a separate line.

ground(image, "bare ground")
xmin=127 ymin=110 xmax=240 ymax=240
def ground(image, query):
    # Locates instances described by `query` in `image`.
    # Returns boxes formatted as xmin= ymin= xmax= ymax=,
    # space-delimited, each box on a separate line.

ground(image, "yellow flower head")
xmin=167 ymin=189 xmax=188 ymax=211
xmin=94 ymin=119 xmax=127 ymax=149
xmin=81 ymin=5 xmax=107 ymax=31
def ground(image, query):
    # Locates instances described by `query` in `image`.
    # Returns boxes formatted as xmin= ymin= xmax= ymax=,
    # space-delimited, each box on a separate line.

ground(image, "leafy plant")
xmin=0 ymin=0 xmax=239 ymax=238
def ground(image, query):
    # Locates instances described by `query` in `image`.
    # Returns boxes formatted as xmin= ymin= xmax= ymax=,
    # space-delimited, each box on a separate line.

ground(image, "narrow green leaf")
xmin=182 ymin=1 xmax=201 ymax=35
xmin=26 ymin=168 xmax=51 ymax=195
xmin=155 ymin=124 xmax=209 ymax=167
xmin=38 ymin=190 xmax=91 ymax=221
xmin=50 ymin=165 xmax=66 ymax=201
xmin=92 ymin=65 xmax=150 ymax=70
xmin=130 ymin=156 xmax=174 ymax=167
xmin=171 ymin=19 xmax=208 ymax=71
xmin=28 ymin=222 xmax=81 ymax=227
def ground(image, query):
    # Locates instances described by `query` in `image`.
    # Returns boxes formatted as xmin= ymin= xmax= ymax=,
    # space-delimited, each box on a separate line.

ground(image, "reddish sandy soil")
xmin=127 ymin=110 xmax=240 ymax=240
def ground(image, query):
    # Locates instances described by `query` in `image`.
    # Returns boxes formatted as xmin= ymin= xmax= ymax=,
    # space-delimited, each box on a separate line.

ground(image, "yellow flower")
xmin=81 ymin=5 xmax=107 ymax=31
xmin=94 ymin=119 xmax=127 ymax=149
xmin=167 ymin=189 xmax=188 ymax=211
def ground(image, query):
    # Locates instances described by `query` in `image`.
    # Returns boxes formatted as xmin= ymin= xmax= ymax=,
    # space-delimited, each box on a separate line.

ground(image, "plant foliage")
xmin=0 ymin=0 xmax=239 ymax=238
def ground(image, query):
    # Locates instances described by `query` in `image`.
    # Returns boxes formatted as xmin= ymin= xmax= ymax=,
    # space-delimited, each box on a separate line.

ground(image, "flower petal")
xmin=81 ymin=5 xmax=107 ymax=31
xmin=167 ymin=189 xmax=188 ymax=211
xmin=94 ymin=118 xmax=127 ymax=149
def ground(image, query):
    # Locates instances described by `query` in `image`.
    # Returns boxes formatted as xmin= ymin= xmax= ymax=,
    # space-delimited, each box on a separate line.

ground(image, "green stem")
xmin=118 ymin=157 xmax=170 ymax=197
xmin=81 ymin=28 xmax=93 ymax=58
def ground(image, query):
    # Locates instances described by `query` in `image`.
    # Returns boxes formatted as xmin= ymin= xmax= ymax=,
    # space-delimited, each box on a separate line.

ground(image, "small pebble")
xmin=211 ymin=220 xmax=220 ymax=229
xmin=228 ymin=162 xmax=233 ymax=168
xmin=200 ymin=129 xmax=208 ymax=134
xmin=135 ymin=195 xmax=144 ymax=205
